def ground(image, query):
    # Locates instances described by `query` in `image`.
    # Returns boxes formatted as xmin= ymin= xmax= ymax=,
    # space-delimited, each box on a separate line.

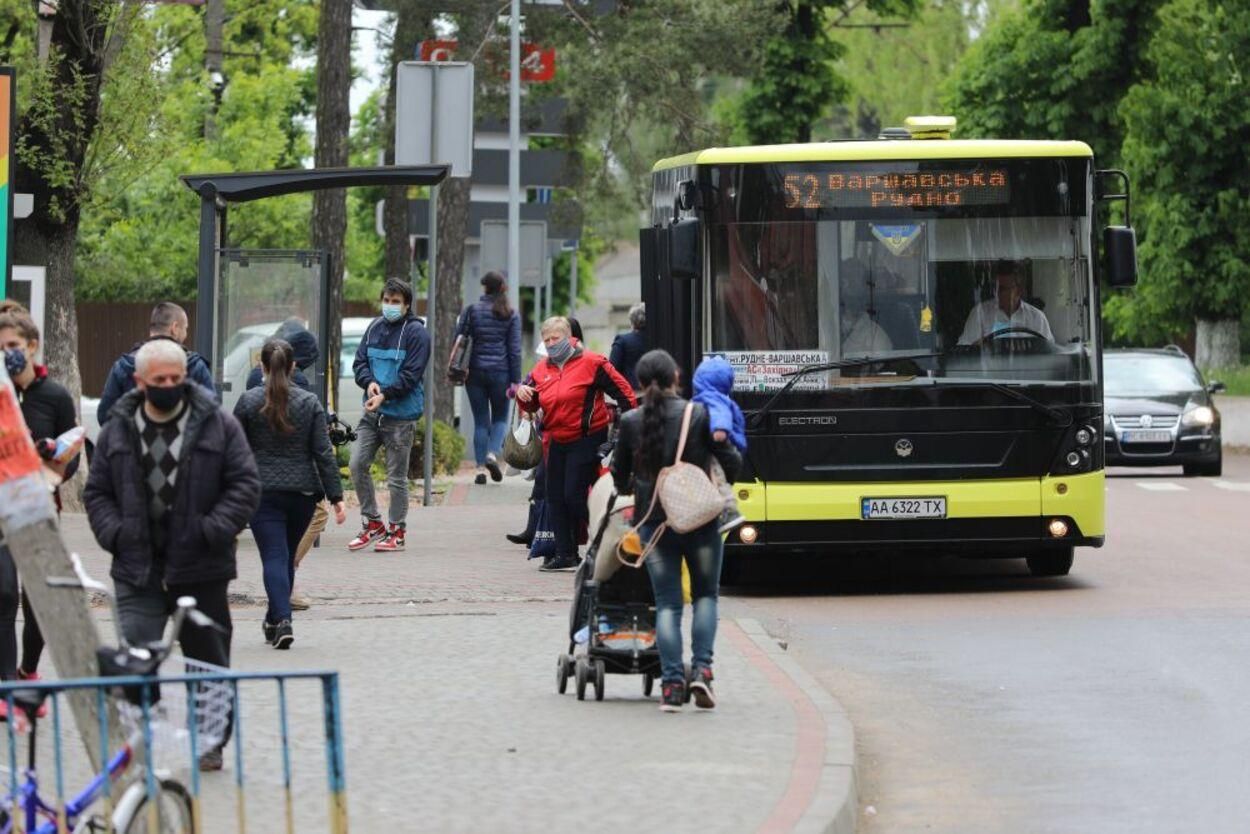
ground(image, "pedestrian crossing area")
xmin=1121 ymin=478 xmax=1250 ymax=493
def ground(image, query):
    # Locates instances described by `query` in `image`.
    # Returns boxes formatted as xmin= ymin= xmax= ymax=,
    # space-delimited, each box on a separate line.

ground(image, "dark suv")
xmin=1103 ymin=347 xmax=1224 ymax=476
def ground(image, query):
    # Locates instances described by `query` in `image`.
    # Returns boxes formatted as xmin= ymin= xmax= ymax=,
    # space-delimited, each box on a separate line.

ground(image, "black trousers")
xmin=115 ymin=577 xmax=234 ymax=749
xmin=0 ymin=543 xmax=46 ymax=680
xmin=545 ymin=432 xmax=607 ymax=560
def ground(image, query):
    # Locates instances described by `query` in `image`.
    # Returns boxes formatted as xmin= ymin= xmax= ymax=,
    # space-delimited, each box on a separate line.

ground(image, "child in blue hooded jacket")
xmin=691 ymin=356 xmax=747 ymax=533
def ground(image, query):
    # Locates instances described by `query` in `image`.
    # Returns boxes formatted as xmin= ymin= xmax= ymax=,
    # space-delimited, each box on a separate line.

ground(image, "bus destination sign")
xmin=782 ymin=168 xmax=1010 ymax=210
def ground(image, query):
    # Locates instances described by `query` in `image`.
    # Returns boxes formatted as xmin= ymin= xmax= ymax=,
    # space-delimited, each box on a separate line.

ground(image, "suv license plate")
xmin=861 ymin=497 xmax=947 ymax=520
xmin=1121 ymin=430 xmax=1171 ymax=443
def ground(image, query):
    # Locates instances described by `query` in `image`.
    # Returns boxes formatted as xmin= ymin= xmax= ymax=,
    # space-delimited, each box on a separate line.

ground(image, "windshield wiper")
xmin=943 ymin=381 xmax=1074 ymax=427
xmin=747 ymin=351 xmax=942 ymax=429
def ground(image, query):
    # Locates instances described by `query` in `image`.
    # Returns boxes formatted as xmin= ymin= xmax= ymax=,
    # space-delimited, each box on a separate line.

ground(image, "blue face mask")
xmin=382 ymin=303 xmax=404 ymax=323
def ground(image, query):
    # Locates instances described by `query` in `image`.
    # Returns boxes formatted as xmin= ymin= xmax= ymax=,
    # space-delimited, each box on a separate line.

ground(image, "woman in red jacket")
xmin=517 ymin=317 xmax=636 ymax=571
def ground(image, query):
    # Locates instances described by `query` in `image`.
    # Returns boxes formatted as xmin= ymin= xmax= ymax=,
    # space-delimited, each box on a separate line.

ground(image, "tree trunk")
xmin=313 ymin=0 xmax=352 ymax=396
xmin=1195 ymin=318 xmax=1240 ymax=369
xmin=383 ymin=3 xmax=431 ymax=281
xmin=204 ymin=0 xmax=224 ymax=139
xmin=432 ymin=177 xmax=471 ymax=425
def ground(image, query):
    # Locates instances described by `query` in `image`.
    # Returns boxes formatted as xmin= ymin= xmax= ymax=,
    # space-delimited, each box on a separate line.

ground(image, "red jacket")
xmin=521 ymin=344 xmax=636 ymax=444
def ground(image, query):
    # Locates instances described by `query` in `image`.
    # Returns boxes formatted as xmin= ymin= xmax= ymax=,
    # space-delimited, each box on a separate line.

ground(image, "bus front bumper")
xmin=726 ymin=471 xmax=1105 ymax=554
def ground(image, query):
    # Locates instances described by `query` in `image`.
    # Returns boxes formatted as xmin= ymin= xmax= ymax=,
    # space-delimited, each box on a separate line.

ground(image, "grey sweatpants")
xmin=349 ymin=411 xmax=417 ymax=527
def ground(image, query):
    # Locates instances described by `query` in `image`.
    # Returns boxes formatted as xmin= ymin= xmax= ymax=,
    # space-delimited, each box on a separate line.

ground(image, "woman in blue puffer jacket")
xmin=460 ymin=271 xmax=522 ymax=484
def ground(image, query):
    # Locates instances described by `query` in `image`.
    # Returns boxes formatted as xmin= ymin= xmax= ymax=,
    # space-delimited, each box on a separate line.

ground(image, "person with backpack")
xmin=234 ymin=339 xmax=345 ymax=649
xmin=612 ymin=350 xmax=742 ymax=712
xmin=347 ymin=278 xmax=430 ymax=553
xmin=97 ymin=302 xmax=218 ymax=423
xmin=459 ymin=271 xmax=522 ymax=484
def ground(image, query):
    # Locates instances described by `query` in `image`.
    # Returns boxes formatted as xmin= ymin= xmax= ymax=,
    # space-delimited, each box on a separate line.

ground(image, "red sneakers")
xmin=374 ymin=524 xmax=406 ymax=552
xmin=347 ymin=519 xmax=387 ymax=552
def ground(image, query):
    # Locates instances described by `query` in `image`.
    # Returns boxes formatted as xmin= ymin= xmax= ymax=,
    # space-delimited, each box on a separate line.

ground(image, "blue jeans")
xmin=250 ymin=491 xmax=317 ymax=623
xmin=466 ymin=370 xmax=511 ymax=465
xmin=641 ymin=521 xmax=724 ymax=684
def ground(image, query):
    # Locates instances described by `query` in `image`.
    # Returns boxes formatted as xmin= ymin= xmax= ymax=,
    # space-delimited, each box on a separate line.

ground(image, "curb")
xmin=729 ymin=618 xmax=857 ymax=834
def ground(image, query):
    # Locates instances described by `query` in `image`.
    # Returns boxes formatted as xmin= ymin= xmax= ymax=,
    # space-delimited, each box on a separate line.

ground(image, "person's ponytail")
xmin=634 ymin=349 xmax=679 ymax=477
xmin=260 ymin=338 xmax=295 ymax=434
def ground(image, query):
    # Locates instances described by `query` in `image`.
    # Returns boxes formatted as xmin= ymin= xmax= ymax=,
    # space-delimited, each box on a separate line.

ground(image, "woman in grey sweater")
xmin=234 ymin=339 xmax=346 ymax=648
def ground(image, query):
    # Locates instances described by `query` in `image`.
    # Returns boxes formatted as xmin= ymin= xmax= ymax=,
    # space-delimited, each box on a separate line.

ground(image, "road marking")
xmin=1135 ymin=482 xmax=1187 ymax=491
xmin=1211 ymin=480 xmax=1250 ymax=492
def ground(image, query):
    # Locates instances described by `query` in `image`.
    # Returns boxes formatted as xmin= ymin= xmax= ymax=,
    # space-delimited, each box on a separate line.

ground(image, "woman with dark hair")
xmin=461 ymin=271 xmax=522 ymax=484
xmin=234 ymin=338 xmax=346 ymax=649
xmin=612 ymin=349 xmax=741 ymax=712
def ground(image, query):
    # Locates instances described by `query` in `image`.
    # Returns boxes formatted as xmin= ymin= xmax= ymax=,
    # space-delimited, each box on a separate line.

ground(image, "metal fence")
xmin=1 ymin=662 xmax=347 ymax=834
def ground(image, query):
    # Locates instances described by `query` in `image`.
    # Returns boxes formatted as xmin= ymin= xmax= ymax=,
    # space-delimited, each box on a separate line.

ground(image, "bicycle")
xmin=1 ymin=553 xmax=229 ymax=834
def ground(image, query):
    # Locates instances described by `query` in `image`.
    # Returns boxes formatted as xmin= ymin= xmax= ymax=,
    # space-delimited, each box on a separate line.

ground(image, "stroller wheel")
xmin=593 ymin=660 xmax=606 ymax=702
xmin=575 ymin=657 xmax=589 ymax=701
xmin=643 ymin=672 xmax=655 ymax=698
xmin=556 ymin=654 xmax=572 ymax=695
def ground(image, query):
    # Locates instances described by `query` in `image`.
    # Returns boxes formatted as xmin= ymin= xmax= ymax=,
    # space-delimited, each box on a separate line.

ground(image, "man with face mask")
xmin=346 ymin=277 xmax=431 ymax=553
xmin=84 ymin=338 xmax=260 ymax=771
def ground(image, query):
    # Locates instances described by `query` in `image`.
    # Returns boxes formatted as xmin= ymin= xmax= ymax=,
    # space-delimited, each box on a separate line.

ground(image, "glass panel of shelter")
xmin=215 ymin=249 xmax=327 ymax=414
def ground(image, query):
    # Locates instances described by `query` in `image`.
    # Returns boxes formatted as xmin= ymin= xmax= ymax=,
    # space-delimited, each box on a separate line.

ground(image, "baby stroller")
xmin=556 ymin=459 xmax=662 ymax=702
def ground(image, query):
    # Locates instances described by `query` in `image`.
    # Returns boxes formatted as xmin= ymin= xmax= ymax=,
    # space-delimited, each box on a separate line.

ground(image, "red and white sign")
xmin=419 ymin=39 xmax=556 ymax=83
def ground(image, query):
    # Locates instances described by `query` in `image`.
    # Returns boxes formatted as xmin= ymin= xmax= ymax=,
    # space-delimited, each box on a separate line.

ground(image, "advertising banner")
xmin=0 ymin=67 xmax=13 ymax=299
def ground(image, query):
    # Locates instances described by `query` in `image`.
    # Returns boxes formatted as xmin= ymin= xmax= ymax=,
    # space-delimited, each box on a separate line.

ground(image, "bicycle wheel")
xmin=120 ymin=779 xmax=194 ymax=834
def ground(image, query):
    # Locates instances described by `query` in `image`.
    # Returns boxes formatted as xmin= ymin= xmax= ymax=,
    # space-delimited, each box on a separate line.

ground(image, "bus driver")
xmin=958 ymin=260 xmax=1053 ymax=346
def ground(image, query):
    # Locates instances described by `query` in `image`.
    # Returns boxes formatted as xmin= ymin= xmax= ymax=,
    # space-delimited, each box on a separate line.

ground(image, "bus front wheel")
xmin=1026 ymin=546 xmax=1074 ymax=578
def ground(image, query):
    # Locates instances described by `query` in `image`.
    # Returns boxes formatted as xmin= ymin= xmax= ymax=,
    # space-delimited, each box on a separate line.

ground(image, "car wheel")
xmin=1183 ymin=451 xmax=1222 ymax=477
xmin=1026 ymin=546 xmax=1074 ymax=578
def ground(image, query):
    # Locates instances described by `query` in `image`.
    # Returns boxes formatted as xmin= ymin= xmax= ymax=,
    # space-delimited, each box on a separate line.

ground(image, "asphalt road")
xmin=724 ymin=452 xmax=1250 ymax=834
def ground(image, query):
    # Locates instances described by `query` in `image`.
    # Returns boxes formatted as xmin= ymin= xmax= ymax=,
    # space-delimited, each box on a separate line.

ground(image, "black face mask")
xmin=4 ymin=348 xmax=27 ymax=378
xmin=143 ymin=383 xmax=186 ymax=413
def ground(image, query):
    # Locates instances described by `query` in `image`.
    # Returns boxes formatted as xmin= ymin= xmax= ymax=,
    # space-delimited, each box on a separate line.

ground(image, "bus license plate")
xmin=861 ymin=497 xmax=947 ymax=520
xmin=1120 ymin=430 xmax=1171 ymax=444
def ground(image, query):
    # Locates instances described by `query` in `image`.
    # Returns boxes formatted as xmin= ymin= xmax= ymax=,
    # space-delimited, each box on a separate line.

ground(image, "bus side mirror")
xmin=1104 ymin=226 xmax=1137 ymax=288
xmin=668 ymin=218 xmax=702 ymax=281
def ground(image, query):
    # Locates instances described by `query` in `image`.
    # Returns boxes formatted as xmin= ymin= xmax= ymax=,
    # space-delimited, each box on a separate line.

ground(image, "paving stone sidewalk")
xmin=35 ymin=469 xmax=852 ymax=833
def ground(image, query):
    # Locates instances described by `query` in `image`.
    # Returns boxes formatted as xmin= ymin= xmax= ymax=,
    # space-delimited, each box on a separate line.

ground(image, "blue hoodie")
xmin=691 ymin=356 xmax=747 ymax=452
xmin=353 ymin=312 xmax=430 ymax=421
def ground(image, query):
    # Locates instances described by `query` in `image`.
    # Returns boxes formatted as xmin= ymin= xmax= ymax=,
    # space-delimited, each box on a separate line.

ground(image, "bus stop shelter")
xmin=180 ymin=165 xmax=449 ymax=410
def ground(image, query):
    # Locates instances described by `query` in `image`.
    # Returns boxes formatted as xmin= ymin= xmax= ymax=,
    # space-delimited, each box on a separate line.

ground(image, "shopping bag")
xmin=502 ymin=408 xmax=542 ymax=470
xmin=527 ymin=500 xmax=557 ymax=561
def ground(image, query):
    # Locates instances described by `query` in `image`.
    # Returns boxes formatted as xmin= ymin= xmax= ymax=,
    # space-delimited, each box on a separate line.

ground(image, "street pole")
xmin=423 ymin=184 xmax=437 ymax=506
xmin=508 ymin=0 xmax=521 ymax=317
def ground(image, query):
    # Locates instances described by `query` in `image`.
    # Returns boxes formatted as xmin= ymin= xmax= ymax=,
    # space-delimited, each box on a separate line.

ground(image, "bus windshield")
xmin=704 ymin=160 xmax=1096 ymax=389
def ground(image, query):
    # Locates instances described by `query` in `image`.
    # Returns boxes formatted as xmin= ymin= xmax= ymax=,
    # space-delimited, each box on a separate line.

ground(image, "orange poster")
xmin=0 ymin=383 xmax=39 ymax=484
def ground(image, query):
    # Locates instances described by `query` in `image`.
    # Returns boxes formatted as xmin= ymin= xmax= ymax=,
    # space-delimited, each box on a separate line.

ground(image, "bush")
xmin=409 ymin=418 xmax=466 ymax=478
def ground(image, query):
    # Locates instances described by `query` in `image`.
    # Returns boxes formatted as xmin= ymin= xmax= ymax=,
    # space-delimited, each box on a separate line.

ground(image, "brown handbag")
xmin=446 ymin=305 xmax=473 ymax=385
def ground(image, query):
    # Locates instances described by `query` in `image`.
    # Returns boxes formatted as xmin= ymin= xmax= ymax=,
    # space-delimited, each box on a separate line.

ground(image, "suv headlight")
xmin=1182 ymin=405 xmax=1215 ymax=427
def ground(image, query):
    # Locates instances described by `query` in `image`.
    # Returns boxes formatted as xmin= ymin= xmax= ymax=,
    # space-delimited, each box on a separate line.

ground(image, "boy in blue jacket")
xmin=691 ymin=356 xmax=747 ymax=533
xmin=347 ymin=278 xmax=431 ymax=553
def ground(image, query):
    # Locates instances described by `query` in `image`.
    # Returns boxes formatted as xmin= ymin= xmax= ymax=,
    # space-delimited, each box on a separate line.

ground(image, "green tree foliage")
xmin=75 ymin=0 xmax=318 ymax=301
xmin=1108 ymin=0 xmax=1250 ymax=359
xmin=721 ymin=0 xmax=919 ymax=146
xmin=944 ymin=0 xmax=1163 ymax=164
xmin=834 ymin=0 xmax=982 ymax=138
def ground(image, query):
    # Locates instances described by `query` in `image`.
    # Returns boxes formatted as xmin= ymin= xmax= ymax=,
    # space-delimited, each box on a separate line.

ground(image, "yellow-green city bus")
xmin=640 ymin=116 xmax=1138 ymax=579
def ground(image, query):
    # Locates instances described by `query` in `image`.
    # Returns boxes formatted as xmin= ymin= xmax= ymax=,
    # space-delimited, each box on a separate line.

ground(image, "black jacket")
xmin=612 ymin=396 xmax=742 ymax=526
xmin=609 ymin=329 xmax=646 ymax=391
xmin=17 ymin=372 xmax=80 ymax=482
xmin=84 ymin=385 xmax=261 ymax=588
xmin=97 ymin=336 xmax=218 ymax=424
xmin=233 ymin=386 xmax=343 ymax=502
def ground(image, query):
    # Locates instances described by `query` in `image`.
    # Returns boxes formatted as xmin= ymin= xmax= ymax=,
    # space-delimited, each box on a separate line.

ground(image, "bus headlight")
xmin=1048 ymin=518 xmax=1070 ymax=538
xmin=738 ymin=525 xmax=759 ymax=545
xmin=1075 ymin=427 xmax=1093 ymax=446
xmin=1065 ymin=451 xmax=1081 ymax=468
xmin=1182 ymin=405 xmax=1214 ymax=427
